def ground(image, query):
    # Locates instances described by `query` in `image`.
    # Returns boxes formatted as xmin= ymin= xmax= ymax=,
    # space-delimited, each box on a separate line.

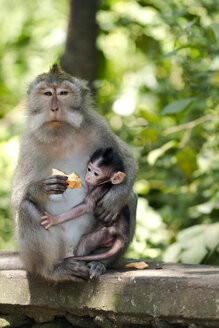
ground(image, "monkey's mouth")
xmin=46 ymin=120 xmax=64 ymax=127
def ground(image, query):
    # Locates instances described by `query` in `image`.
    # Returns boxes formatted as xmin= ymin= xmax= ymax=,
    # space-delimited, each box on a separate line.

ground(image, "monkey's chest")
xmin=46 ymin=189 xmax=95 ymax=248
xmin=45 ymin=150 xmax=89 ymax=211
xmin=45 ymin=153 xmax=96 ymax=248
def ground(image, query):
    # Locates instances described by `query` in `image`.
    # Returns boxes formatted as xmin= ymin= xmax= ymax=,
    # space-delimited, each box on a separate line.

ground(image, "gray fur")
xmin=11 ymin=66 xmax=137 ymax=281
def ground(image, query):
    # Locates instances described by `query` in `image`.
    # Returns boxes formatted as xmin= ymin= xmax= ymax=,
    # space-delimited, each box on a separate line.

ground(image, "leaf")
xmin=177 ymin=225 xmax=204 ymax=243
xmin=163 ymin=50 xmax=177 ymax=58
xmin=147 ymin=140 xmax=178 ymax=166
xmin=206 ymin=23 xmax=219 ymax=43
xmin=141 ymin=128 xmax=159 ymax=142
xmin=204 ymin=223 xmax=219 ymax=250
xmin=181 ymin=242 xmax=207 ymax=264
xmin=163 ymin=243 xmax=181 ymax=263
xmin=164 ymin=224 xmax=219 ymax=264
xmin=139 ymin=110 xmax=160 ymax=123
xmin=162 ymin=97 xmax=196 ymax=115
xmin=176 ymin=147 xmax=198 ymax=178
xmin=195 ymin=200 xmax=216 ymax=214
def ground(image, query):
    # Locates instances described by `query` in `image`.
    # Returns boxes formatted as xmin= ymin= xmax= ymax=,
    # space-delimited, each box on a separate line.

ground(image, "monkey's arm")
xmin=41 ymin=202 xmax=90 ymax=230
xmin=41 ymin=187 xmax=103 ymax=229
xmin=14 ymin=171 xmax=90 ymax=281
xmin=95 ymin=137 xmax=137 ymax=224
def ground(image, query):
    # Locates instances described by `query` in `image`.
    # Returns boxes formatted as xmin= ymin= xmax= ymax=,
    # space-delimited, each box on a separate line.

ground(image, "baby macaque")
xmin=41 ymin=147 xmax=129 ymax=261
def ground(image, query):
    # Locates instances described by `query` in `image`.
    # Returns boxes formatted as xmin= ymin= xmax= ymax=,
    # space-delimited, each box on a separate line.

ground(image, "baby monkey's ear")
xmin=111 ymin=172 xmax=126 ymax=185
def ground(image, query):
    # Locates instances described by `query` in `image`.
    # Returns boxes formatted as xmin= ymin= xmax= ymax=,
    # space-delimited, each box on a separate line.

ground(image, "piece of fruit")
xmin=52 ymin=169 xmax=81 ymax=189
xmin=66 ymin=172 xmax=82 ymax=189
xmin=52 ymin=168 xmax=66 ymax=176
xmin=125 ymin=261 xmax=149 ymax=269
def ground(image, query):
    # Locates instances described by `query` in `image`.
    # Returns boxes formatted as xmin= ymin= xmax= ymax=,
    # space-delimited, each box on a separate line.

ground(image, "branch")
xmin=163 ymin=114 xmax=214 ymax=135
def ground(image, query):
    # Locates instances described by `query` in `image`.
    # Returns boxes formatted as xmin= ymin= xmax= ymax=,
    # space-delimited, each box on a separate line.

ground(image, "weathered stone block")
xmin=0 ymin=252 xmax=218 ymax=328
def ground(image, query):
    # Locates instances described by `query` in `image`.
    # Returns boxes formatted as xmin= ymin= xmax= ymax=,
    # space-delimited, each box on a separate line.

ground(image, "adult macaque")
xmin=11 ymin=65 xmax=137 ymax=281
xmin=41 ymin=147 xmax=129 ymax=261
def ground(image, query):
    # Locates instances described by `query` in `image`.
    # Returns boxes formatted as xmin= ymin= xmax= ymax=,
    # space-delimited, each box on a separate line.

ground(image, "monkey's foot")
xmin=62 ymin=258 xmax=90 ymax=280
xmin=88 ymin=261 xmax=106 ymax=279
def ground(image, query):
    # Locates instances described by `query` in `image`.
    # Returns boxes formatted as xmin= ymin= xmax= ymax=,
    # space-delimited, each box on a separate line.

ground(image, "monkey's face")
xmin=85 ymin=161 xmax=108 ymax=186
xmin=27 ymin=74 xmax=89 ymax=141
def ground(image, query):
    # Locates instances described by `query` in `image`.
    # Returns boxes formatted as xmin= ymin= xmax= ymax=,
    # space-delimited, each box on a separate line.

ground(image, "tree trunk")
xmin=60 ymin=0 xmax=98 ymax=83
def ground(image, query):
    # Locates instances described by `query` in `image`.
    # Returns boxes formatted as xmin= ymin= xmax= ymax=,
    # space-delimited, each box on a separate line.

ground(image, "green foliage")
xmin=0 ymin=0 xmax=68 ymax=118
xmin=162 ymin=98 xmax=196 ymax=115
xmin=163 ymin=223 xmax=219 ymax=264
xmin=0 ymin=0 xmax=218 ymax=264
xmin=0 ymin=0 xmax=68 ymax=248
xmin=97 ymin=0 xmax=219 ymax=264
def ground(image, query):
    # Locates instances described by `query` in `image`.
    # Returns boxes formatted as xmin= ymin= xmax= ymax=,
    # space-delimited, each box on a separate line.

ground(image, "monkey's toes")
xmin=88 ymin=261 xmax=106 ymax=279
xmin=63 ymin=258 xmax=90 ymax=279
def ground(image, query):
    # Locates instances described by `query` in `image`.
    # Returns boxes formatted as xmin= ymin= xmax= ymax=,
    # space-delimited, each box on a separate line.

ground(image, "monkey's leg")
xmin=87 ymin=193 xmax=138 ymax=278
xmin=75 ymin=227 xmax=117 ymax=279
xmin=19 ymin=200 xmax=89 ymax=281
xmin=75 ymin=227 xmax=114 ymax=257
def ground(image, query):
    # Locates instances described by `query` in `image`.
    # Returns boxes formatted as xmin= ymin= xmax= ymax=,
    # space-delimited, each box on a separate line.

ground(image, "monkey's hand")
xmin=94 ymin=187 xmax=128 ymax=225
xmin=40 ymin=175 xmax=69 ymax=194
xmin=41 ymin=211 xmax=60 ymax=230
xmin=26 ymin=175 xmax=69 ymax=205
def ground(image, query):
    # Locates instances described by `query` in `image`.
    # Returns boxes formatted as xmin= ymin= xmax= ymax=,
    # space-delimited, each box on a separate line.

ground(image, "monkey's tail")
xmin=72 ymin=236 xmax=124 ymax=261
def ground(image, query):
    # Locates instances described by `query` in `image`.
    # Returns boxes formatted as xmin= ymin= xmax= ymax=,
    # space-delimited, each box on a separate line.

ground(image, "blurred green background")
xmin=0 ymin=0 xmax=219 ymax=264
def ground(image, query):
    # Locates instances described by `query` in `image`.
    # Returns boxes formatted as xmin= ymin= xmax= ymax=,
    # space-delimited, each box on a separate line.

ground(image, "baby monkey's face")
xmin=85 ymin=160 xmax=110 ymax=186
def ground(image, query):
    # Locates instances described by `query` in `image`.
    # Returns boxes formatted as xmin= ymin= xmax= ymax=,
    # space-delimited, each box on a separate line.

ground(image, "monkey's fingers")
xmin=40 ymin=219 xmax=47 ymax=226
xmin=112 ymin=213 xmax=118 ymax=221
xmin=95 ymin=207 xmax=111 ymax=222
xmin=46 ymin=175 xmax=68 ymax=182
xmin=63 ymin=258 xmax=90 ymax=279
xmin=41 ymin=218 xmax=48 ymax=224
xmin=88 ymin=262 xmax=106 ymax=279
xmin=51 ymin=175 xmax=69 ymax=185
xmin=103 ymin=212 xmax=114 ymax=224
xmin=45 ymin=185 xmax=68 ymax=194
xmin=41 ymin=221 xmax=49 ymax=229
xmin=107 ymin=212 xmax=119 ymax=226
xmin=41 ymin=215 xmax=48 ymax=221
xmin=43 ymin=176 xmax=69 ymax=190
xmin=96 ymin=198 xmax=103 ymax=207
xmin=94 ymin=205 xmax=106 ymax=217
xmin=41 ymin=220 xmax=52 ymax=230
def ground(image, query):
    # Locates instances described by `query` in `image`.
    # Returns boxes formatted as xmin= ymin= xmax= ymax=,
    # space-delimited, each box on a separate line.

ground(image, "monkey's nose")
xmin=51 ymin=106 xmax=59 ymax=112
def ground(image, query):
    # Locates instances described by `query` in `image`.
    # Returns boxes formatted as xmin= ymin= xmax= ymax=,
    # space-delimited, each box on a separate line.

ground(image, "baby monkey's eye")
xmin=44 ymin=91 xmax=53 ymax=96
xmin=94 ymin=172 xmax=99 ymax=177
xmin=59 ymin=91 xmax=68 ymax=95
xmin=87 ymin=167 xmax=91 ymax=172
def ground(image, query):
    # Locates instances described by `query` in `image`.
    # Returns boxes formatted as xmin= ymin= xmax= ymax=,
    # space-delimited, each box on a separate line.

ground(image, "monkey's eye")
xmin=44 ymin=91 xmax=53 ymax=96
xmin=87 ymin=167 xmax=91 ymax=172
xmin=59 ymin=91 xmax=68 ymax=96
xmin=94 ymin=172 xmax=99 ymax=177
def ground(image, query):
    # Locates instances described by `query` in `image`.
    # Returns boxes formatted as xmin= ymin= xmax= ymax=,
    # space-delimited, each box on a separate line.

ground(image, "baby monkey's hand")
xmin=41 ymin=211 xmax=59 ymax=230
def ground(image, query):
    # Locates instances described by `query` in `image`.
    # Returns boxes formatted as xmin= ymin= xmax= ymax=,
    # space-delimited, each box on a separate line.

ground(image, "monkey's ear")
xmin=82 ymin=81 xmax=90 ymax=95
xmin=111 ymin=172 xmax=126 ymax=185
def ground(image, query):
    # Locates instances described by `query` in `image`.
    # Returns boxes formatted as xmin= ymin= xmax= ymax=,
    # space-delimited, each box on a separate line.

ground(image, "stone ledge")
xmin=0 ymin=251 xmax=218 ymax=328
